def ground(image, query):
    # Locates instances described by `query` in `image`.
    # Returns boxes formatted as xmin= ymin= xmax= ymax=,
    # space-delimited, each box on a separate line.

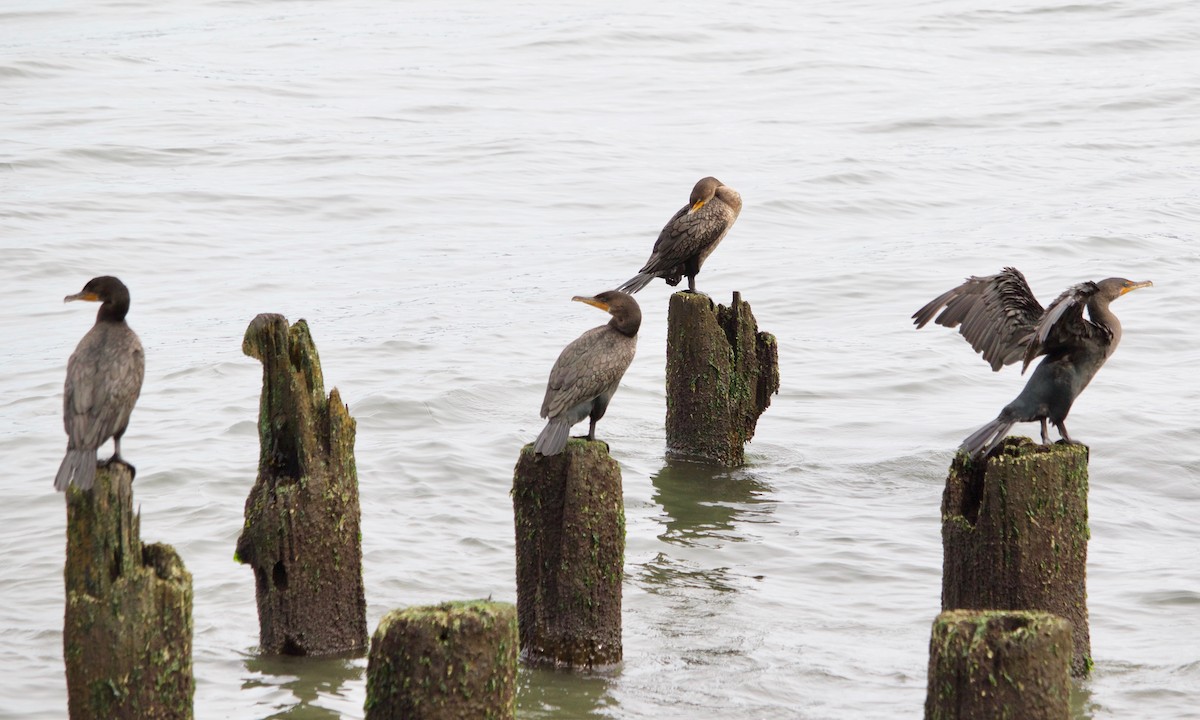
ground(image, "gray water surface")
xmin=2 ymin=1 xmax=1199 ymax=718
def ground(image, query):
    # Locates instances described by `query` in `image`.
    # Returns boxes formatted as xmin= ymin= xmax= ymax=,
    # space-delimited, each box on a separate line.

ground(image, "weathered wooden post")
xmin=925 ymin=609 xmax=1072 ymax=720
xmin=512 ymin=440 xmax=623 ymax=667
xmin=365 ymin=601 xmax=518 ymax=720
xmin=236 ymin=314 xmax=368 ymax=656
xmin=665 ymin=291 xmax=779 ymax=465
xmin=64 ymin=463 xmax=194 ymax=719
xmin=942 ymin=438 xmax=1091 ymax=675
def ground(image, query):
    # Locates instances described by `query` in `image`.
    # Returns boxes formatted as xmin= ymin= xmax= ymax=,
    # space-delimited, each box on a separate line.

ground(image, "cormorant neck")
xmin=1087 ymin=296 xmax=1122 ymax=350
xmin=97 ymin=296 xmax=130 ymax=323
xmin=609 ymin=313 xmax=641 ymax=338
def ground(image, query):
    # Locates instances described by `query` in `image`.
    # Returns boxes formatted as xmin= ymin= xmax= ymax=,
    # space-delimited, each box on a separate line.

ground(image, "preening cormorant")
xmin=913 ymin=268 xmax=1151 ymax=459
xmin=617 ymin=177 xmax=742 ymax=294
xmin=534 ymin=291 xmax=640 ymax=456
xmin=55 ymin=276 xmax=145 ymax=491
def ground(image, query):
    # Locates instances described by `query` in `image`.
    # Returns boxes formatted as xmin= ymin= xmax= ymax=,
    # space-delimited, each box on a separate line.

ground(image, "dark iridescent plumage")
xmin=534 ymin=291 xmax=640 ymax=456
xmin=914 ymin=269 xmax=1151 ymax=458
xmin=56 ymin=276 xmax=145 ymax=491
xmin=618 ymin=176 xmax=742 ymax=294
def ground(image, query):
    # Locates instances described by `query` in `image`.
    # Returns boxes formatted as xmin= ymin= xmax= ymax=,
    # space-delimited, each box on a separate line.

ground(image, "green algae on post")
xmin=365 ymin=600 xmax=518 ymax=720
xmin=237 ymin=313 xmax=367 ymax=656
xmin=512 ymin=440 xmax=623 ymax=667
xmin=941 ymin=438 xmax=1091 ymax=676
xmin=925 ymin=609 xmax=1072 ymax=720
xmin=665 ymin=291 xmax=779 ymax=466
xmin=64 ymin=463 xmax=194 ymax=720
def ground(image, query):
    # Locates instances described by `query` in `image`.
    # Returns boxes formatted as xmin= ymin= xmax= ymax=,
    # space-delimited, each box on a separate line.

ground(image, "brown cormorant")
xmin=913 ymin=268 xmax=1151 ymax=458
xmin=617 ymin=176 xmax=742 ymax=294
xmin=55 ymin=276 xmax=145 ymax=491
xmin=534 ymin=291 xmax=640 ymax=456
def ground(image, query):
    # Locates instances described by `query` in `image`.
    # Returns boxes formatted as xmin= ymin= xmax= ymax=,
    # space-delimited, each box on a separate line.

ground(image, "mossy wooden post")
xmin=665 ymin=291 xmax=779 ymax=466
xmin=237 ymin=313 xmax=368 ymax=656
xmin=925 ymin=610 xmax=1072 ymax=720
xmin=512 ymin=440 xmax=623 ymax=667
xmin=64 ymin=463 xmax=194 ymax=720
xmin=365 ymin=601 xmax=517 ymax=720
xmin=942 ymin=438 xmax=1091 ymax=675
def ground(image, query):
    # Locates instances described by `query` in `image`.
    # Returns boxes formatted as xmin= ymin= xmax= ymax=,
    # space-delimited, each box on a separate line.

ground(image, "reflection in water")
xmin=242 ymin=653 xmax=364 ymax=720
xmin=636 ymin=460 xmax=776 ymax=597
xmin=650 ymin=459 xmax=775 ymax=547
xmin=1071 ymin=680 xmax=1097 ymax=720
xmin=517 ymin=665 xmax=616 ymax=719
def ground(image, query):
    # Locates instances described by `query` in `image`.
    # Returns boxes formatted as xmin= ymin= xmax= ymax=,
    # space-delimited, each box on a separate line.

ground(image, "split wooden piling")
xmin=941 ymin=438 xmax=1091 ymax=675
xmin=236 ymin=313 xmax=367 ymax=656
xmin=512 ymin=440 xmax=623 ymax=667
xmin=665 ymin=291 xmax=779 ymax=466
xmin=64 ymin=463 xmax=194 ymax=720
xmin=925 ymin=609 xmax=1072 ymax=720
xmin=365 ymin=600 xmax=518 ymax=720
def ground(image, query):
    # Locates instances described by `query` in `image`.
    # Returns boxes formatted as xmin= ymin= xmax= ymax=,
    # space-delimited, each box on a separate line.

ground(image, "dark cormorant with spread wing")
xmin=55 ymin=276 xmax=145 ymax=491
xmin=534 ymin=291 xmax=640 ymax=456
xmin=913 ymin=268 xmax=1151 ymax=458
xmin=617 ymin=176 xmax=742 ymax=294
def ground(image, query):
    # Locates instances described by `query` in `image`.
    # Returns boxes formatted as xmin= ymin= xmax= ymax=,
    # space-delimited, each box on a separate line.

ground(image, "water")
xmin=2 ymin=0 xmax=1199 ymax=717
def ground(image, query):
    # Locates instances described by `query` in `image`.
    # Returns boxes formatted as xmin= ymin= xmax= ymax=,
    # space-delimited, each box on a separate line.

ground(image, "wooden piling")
xmin=512 ymin=440 xmax=623 ymax=667
xmin=941 ymin=438 xmax=1091 ymax=675
xmin=64 ymin=463 xmax=194 ymax=720
xmin=665 ymin=291 xmax=779 ymax=466
xmin=364 ymin=600 xmax=518 ymax=720
xmin=236 ymin=313 xmax=368 ymax=656
xmin=925 ymin=609 xmax=1072 ymax=720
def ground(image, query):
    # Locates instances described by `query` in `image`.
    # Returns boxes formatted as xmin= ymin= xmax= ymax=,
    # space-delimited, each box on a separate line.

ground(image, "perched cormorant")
xmin=913 ymin=268 xmax=1151 ymax=459
xmin=55 ymin=276 xmax=145 ymax=491
xmin=534 ymin=291 xmax=640 ymax=456
xmin=617 ymin=176 xmax=742 ymax=294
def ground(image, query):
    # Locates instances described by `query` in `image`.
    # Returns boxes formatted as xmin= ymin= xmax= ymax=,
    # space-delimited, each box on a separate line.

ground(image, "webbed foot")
xmin=102 ymin=454 xmax=136 ymax=480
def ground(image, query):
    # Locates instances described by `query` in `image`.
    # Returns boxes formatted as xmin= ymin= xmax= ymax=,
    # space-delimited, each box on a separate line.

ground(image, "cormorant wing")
xmin=540 ymin=326 xmax=625 ymax=420
xmin=63 ymin=325 xmax=145 ymax=448
xmin=1022 ymin=281 xmax=1112 ymax=372
xmin=637 ymin=203 xmax=729 ymax=274
xmin=912 ymin=267 xmax=1045 ymax=372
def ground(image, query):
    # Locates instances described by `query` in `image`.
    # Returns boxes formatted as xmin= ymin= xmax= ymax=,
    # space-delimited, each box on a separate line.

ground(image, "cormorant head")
xmin=687 ymin=176 xmax=723 ymax=214
xmin=572 ymin=290 xmax=642 ymax=337
xmin=65 ymin=276 xmax=131 ymax=322
xmin=1098 ymin=277 xmax=1153 ymax=302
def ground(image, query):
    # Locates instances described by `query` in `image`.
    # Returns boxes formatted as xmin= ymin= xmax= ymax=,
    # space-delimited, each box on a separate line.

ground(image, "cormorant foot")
xmin=101 ymin=454 xmax=137 ymax=480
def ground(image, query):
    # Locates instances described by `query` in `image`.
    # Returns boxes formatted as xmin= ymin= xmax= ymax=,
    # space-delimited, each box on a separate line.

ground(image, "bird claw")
xmin=101 ymin=454 xmax=136 ymax=480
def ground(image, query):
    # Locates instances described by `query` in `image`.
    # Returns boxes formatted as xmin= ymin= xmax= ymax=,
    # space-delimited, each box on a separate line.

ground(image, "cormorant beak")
xmin=64 ymin=291 xmax=101 ymax=303
xmin=1120 ymin=280 xmax=1153 ymax=295
xmin=689 ymin=199 xmax=707 ymax=214
xmin=572 ymin=295 xmax=612 ymax=313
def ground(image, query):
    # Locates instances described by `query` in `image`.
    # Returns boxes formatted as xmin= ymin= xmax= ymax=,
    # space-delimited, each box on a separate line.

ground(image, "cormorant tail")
xmin=55 ymin=449 xmax=96 ymax=492
xmin=959 ymin=417 xmax=1016 ymax=460
xmin=534 ymin=418 xmax=571 ymax=456
xmin=616 ymin=272 xmax=656 ymax=295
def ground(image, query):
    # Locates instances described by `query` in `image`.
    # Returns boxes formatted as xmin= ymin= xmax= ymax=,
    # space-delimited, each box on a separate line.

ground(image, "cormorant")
xmin=913 ymin=268 xmax=1151 ymax=458
xmin=617 ymin=176 xmax=742 ymax=294
xmin=55 ymin=276 xmax=145 ymax=491
xmin=534 ymin=291 xmax=640 ymax=456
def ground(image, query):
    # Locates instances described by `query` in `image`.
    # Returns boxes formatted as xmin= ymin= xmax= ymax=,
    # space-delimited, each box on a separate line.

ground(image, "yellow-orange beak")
xmin=572 ymin=295 xmax=611 ymax=312
xmin=1120 ymin=280 xmax=1153 ymax=295
xmin=64 ymin=291 xmax=100 ymax=303
xmin=689 ymin=199 xmax=707 ymax=214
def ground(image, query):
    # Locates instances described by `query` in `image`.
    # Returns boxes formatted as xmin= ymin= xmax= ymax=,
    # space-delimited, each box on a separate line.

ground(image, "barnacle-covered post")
xmin=64 ymin=463 xmax=194 ymax=719
xmin=512 ymin=441 xmax=623 ymax=667
xmin=237 ymin=313 xmax=367 ymax=655
xmin=925 ymin=609 xmax=1072 ymax=720
xmin=665 ymin=291 xmax=779 ymax=465
xmin=365 ymin=600 xmax=518 ymax=719
xmin=941 ymin=438 xmax=1091 ymax=675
